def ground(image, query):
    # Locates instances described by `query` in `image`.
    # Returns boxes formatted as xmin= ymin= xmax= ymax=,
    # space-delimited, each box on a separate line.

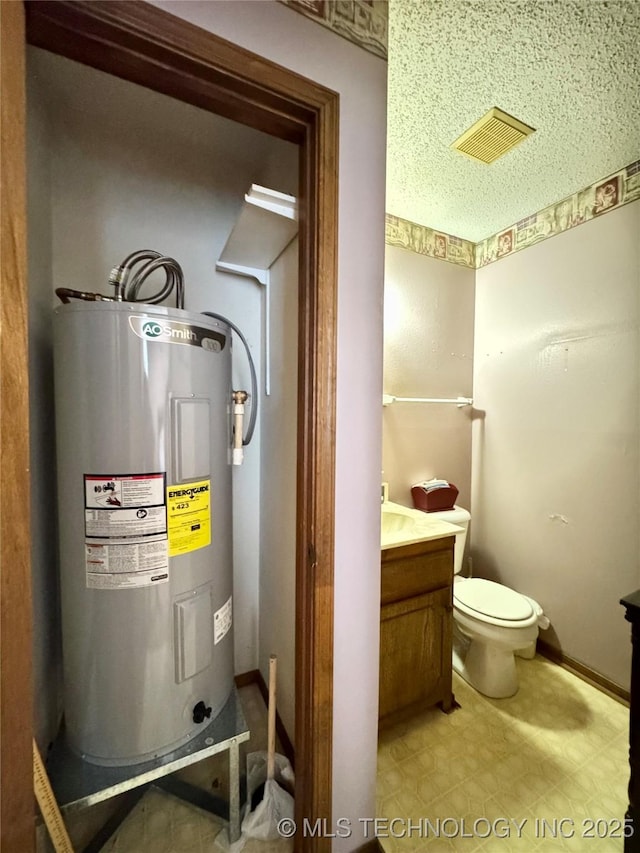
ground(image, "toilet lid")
xmin=454 ymin=578 xmax=534 ymax=621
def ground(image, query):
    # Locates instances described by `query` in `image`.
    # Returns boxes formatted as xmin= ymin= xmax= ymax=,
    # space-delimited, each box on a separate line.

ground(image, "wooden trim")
xmin=294 ymin=61 xmax=338 ymax=845
xmin=25 ymin=1 xmax=333 ymax=144
xmin=2 ymin=3 xmax=339 ymax=850
xmin=234 ymin=670 xmax=261 ymax=690
xmin=537 ymin=639 xmax=630 ymax=705
xmin=0 ymin=2 xmax=34 ymax=850
xmin=235 ymin=670 xmax=296 ymax=770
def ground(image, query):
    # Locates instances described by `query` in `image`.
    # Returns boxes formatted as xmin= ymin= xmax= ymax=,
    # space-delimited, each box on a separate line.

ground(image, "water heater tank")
xmin=54 ymin=301 xmax=234 ymax=766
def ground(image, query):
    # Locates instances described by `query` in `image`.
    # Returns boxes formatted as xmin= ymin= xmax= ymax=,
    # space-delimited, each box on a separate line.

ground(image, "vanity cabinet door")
xmin=379 ymin=586 xmax=452 ymax=723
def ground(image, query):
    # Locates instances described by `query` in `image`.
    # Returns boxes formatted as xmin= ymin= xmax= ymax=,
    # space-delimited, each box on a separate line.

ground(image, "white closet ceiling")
xmin=386 ymin=0 xmax=640 ymax=241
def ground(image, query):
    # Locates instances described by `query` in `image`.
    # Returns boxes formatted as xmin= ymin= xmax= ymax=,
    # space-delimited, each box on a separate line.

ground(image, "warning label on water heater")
xmin=214 ymin=595 xmax=232 ymax=645
xmin=83 ymin=472 xmax=169 ymax=589
xmin=167 ymin=479 xmax=211 ymax=557
xmin=85 ymin=537 xmax=169 ymax=589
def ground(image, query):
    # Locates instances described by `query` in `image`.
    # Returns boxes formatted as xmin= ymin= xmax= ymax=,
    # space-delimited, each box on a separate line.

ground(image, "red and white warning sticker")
xmin=83 ymin=473 xmax=169 ymax=589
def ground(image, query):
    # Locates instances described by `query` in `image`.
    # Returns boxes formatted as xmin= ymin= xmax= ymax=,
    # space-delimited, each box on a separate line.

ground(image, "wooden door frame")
xmin=0 ymin=2 xmax=338 ymax=849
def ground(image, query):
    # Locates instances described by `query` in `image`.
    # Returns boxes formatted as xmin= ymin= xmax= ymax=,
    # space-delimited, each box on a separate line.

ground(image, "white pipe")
xmin=232 ymin=390 xmax=248 ymax=465
xmin=383 ymin=394 xmax=473 ymax=408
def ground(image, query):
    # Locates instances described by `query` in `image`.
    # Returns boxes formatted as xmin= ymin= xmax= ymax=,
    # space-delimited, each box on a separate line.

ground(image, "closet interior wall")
xmin=26 ymin=46 xmax=299 ymax=750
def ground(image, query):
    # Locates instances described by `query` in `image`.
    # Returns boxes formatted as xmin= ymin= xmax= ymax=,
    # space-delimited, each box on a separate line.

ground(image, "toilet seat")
xmin=454 ymin=578 xmax=538 ymax=628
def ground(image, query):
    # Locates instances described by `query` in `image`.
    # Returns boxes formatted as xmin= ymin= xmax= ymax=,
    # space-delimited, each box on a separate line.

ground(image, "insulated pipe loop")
xmin=108 ymin=250 xmax=185 ymax=309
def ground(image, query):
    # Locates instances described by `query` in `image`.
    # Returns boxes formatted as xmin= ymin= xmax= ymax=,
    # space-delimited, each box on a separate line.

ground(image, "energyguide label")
xmin=167 ymin=479 xmax=211 ymax=557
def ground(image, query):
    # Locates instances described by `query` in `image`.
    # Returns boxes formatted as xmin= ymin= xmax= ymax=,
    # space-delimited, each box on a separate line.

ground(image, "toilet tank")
xmin=427 ymin=506 xmax=470 ymax=575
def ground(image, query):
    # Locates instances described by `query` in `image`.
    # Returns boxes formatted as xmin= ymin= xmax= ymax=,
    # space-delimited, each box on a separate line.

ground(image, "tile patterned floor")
xmin=100 ymin=788 xmax=223 ymax=853
xmin=377 ymin=656 xmax=630 ymax=852
xmin=38 ymin=685 xmax=291 ymax=853
xmin=39 ymin=659 xmax=629 ymax=852
xmin=97 ymin=787 xmax=292 ymax=853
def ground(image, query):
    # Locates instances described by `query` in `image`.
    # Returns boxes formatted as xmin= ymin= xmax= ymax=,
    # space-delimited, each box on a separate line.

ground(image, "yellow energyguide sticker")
xmin=167 ymin=479 xmax=211 ymax=557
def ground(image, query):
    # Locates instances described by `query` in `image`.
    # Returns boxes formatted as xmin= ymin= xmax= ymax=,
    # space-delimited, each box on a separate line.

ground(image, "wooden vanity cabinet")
xmin=379 ymin=535 xmax=456 ymax=727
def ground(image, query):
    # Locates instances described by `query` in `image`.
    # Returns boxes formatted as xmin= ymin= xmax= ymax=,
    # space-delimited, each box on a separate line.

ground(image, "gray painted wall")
xmin=383 ymin=201 xmax=639 ymax=691
xmin=383 ymin=246 xmax=476 ymax=511
xmin=472 ymin=201 xmax=640 ymax=690
xmin=27 ymin=61 xmax=63 ymax=752
xmin=153 ymin=4 xmax=388 ymax=840
xmin=259 ymin=239 xmax=298 ymax=744
xmin=27 ymin=46 xmax=298 ymax=749
xmin=28 ymin=0 xmax=389 ymax=833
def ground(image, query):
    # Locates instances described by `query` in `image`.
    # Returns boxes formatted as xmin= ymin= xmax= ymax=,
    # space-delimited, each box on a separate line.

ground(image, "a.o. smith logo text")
xmin=128 ymin=316 xmax=225 ymax=351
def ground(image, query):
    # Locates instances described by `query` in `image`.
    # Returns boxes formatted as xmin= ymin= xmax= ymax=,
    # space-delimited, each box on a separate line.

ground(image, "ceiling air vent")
xmin=451 ymin=107 xmax=535 ymax=164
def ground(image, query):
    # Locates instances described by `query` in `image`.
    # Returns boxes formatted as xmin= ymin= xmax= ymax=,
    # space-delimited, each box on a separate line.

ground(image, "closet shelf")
xmin=217 ymin=184 xmax=298 ymax=271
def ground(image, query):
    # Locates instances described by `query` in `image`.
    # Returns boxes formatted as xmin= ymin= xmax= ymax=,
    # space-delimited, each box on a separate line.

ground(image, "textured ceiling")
xmin=386 ymin=0 xmax=640 ymax=242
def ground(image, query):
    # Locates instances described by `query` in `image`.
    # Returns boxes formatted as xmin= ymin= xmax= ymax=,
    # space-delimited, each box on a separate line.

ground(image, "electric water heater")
xmin=54 ymin=301 xmax=235 ymax=766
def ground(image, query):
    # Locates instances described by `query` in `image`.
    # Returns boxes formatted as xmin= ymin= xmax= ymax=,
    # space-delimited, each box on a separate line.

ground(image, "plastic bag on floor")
xmin=241 ymin=777 xmax=294 ymax=841
xmin=242 ymin=751 xmax=294 ymax=840
xmin=216 ymin=752 xmax=294 ymax=853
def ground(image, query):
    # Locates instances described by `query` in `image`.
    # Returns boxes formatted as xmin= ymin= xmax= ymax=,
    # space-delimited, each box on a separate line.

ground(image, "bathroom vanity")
xmin=379 ymin=504 xmax=458 ymax=727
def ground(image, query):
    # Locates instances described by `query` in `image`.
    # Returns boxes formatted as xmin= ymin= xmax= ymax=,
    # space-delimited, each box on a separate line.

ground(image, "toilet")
xmin=430 ymin=506 xmax=549 ymax=699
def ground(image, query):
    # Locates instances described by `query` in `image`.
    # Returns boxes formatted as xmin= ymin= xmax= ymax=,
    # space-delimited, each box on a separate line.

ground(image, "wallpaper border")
xmin=386 ymin=159 xmax=640 ymax=270
xmin=385 ymin=214 xmax=476 ymax=269
xmin=476 ymin=159 xmax=640 ymax=267
xmin=278 ymin=0 xmax=388 ymax=60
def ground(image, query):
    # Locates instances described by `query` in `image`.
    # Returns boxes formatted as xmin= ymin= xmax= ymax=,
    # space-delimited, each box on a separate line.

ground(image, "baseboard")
xmin=537 ymin=639 xmax=630 ymax=705
xmin=234 ymin=670 xmax=296 ymax=769
xmin=235 ymin=669 xmax=261 ymax=689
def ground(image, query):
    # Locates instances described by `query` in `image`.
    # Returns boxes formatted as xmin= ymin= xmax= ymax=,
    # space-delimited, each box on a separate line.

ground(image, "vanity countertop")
xmin=381 ymin=500 xmax=462 ymax=551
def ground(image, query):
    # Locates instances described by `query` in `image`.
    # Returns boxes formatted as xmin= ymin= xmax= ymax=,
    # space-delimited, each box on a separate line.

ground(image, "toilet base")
xmin=453 ymin=627 xmax=524 ymax=699
xmin=515 ymin=641 xmax=536 ymax=660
